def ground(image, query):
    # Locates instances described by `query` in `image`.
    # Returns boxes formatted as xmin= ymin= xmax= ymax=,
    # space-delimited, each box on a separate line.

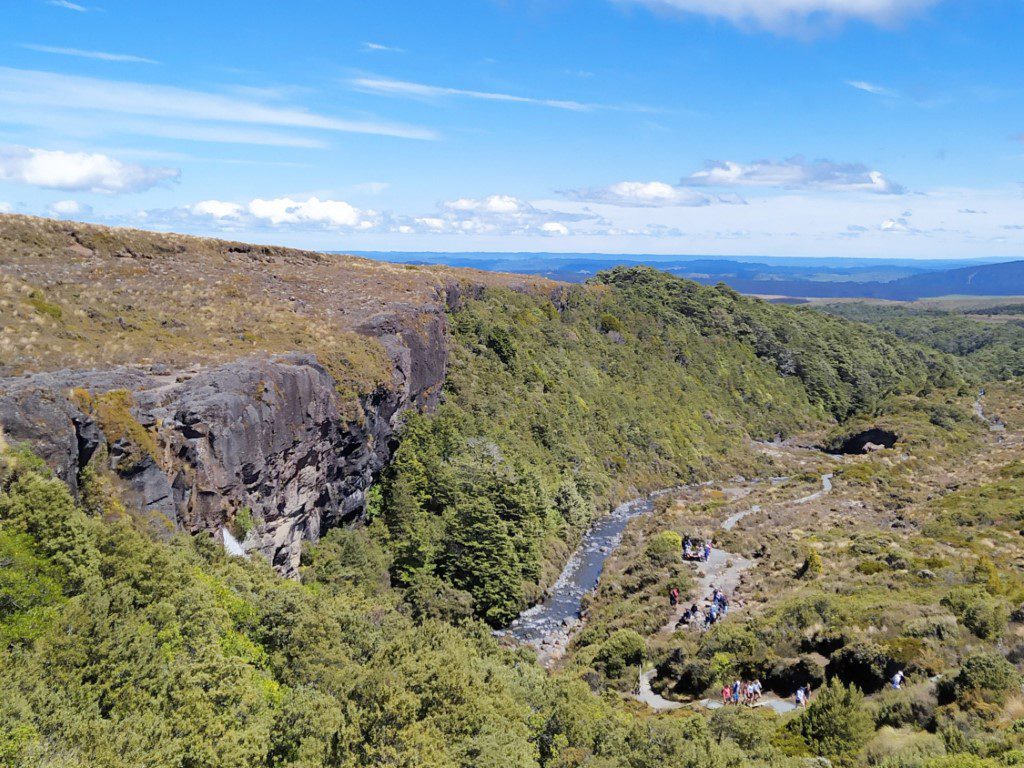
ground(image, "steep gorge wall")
xmin=0 ymin=306 xmax=450 ymax=576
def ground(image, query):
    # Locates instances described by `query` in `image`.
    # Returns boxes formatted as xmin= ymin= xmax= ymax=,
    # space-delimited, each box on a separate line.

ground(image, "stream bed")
xmin=498 ymin=490 xmax=676 ymax=660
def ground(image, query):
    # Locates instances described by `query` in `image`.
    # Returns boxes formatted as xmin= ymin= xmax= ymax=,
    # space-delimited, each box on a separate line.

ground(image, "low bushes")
xmin=796 ymin=679 xmax=875 ymax=760
xmin=943 ymin=653 xmax=1021 ymax=708
xmin=596 ymin=629 xmax=646 ymax=678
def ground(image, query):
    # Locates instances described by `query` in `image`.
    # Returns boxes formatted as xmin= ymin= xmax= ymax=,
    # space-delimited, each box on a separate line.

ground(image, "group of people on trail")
xmin=672 ymin=587 xmax=731 ymax=630
xmin=794 ymin=685 xmax=812 ymax=708
xmin=683 ymin=537 xmax=712 ymax=562
xmin=721 ymin=679 xmax=763 ymax=706
xmin=675 ymin=602 xmax=700 ymax=629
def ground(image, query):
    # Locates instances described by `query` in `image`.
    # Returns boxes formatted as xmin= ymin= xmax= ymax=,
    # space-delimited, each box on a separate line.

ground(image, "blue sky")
xmin=1 ymin=0 xmax=1022 ymax=258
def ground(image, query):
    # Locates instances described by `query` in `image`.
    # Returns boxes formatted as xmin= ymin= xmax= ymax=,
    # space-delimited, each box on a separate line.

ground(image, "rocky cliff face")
xmin=0 ymin=310 xmax=449 ymax=576
xmin=0 ymin=214 xmax=557 ymax=575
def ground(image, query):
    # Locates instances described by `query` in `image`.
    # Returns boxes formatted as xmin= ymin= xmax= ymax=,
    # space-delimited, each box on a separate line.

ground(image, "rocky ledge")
xmin=0 ymin=312 xmax=447 ymax=577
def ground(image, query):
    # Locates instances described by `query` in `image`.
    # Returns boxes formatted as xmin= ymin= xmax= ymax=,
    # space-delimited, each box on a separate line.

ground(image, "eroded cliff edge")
xmin=0 ymin=214 xmax=553 ymax=575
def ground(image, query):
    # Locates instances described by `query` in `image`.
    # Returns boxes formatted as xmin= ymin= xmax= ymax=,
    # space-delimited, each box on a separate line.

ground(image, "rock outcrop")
xmin=0 ymin=314 xmax=448 ymax=576
xmin=0 ymin=214 xmax=557 ymax=575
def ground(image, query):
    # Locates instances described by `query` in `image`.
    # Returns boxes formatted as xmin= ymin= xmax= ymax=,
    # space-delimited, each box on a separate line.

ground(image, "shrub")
xmin=765 ymin=655 xmax=827 ymax=696
xmin=659 ymin=654 xmax=717 ymax=696
xmin=941 ymin=588 xmax=1008 ymax=640
xmin=921 ymin=756 xmax=1001 ymax=768
xmin=857 ymin=559 xmax=888 ymax=575
xmin=875 ymin=686 xmax=938 ymax=731
xmin=699 ymin=621 xmax=764 ymax=661
xmin=596 ymin=629 xmax=646 ymax=678
xmin=646 ymin=530 xmax=682 ymax=565
xmin=797 ymin=678 xmax=874 ymax=759
xmin=864 ymin=727 xmax=945 ymax=768
xmin=599 ymin=312 xmax=624 ymax=334
xmin=947 ymin=653 xmax=1020 ymax=707
xmin=27 ymin=289 xmax=61 ymax=321
xmin=709 ymin=706 xmax=777 ymax=753
xmin=905 ymin=615 xmax=959 ymax=642
xmin=401 ymin=573 xmax=475 ymax=624
xmin=828 ymin=641 xmax=894 ymax=693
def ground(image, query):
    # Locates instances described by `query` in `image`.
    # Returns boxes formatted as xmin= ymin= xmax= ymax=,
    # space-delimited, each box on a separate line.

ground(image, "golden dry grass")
xmin=0 ymin=214 xmax=556 ymax=393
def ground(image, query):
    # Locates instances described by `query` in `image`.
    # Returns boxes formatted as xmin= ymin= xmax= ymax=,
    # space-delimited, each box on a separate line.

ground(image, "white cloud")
xmin=847 ymin=80 xmax=899 ymax=97
xmin=412 ymin=195 xmax=593 ymax=236
xmin=248 ymin=197 xmax=370 ymax=228
xmin=444 ymin=195 xmax=525 ymax=214
xmin=47 ymin=199 xmax=92 ymax=217
xmin=350 ymin=76 xmax=595 ymax=111
xmin=47 ymin=0 xmax=86 ymax=10
xmin=0 ymin=68 xmax=438 ymax=141
xmin=541 ymin=222 xmax=570 ymax=236
xmin=156 ymin=193 xmax=588 ymax=237
xmin=21 ymin=44 xmax=157 ymax=64
xmin=0 ymin=202 xmax=11 ymax=213
xmin=880 ymin=215 xmax=922 ymax=233
xmin=191 ymin=200 xmax=244 ymax=219
xmin=563 ymin=180 xmax=740 ymax=207
xmin=683 ymin=158 xmax=904 ymax=194
xmin=0 ymin=146 xmax=179 ymax=193
xmin=177 ymin=197 xmax=379 ymax=230
xmin=619 ymin=0 xmax=939 ymax=32
xmin=362 ymin=42 xmax=404 ymax=53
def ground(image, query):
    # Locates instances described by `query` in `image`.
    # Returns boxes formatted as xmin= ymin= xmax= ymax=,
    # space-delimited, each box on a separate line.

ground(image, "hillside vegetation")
xmin=375 ymin=268 xmax=958 ymax=625
xmin=818 ymin=303 xmax=1024 ymax=381
xmin=0 ymin=225 xmax=980 ymax=768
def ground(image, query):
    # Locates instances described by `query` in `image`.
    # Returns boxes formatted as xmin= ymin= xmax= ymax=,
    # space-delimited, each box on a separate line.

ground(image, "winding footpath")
xmin=636 ymin=471 xmax=834 ymax=713
xmin=975 ymin=394 xmax=1006 ymax=432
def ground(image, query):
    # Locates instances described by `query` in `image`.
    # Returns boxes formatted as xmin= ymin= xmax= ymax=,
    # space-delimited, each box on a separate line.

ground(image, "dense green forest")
xmin=817 ymin=303 xmax=1024 ymax=381
xmin=0 ymin=269 xmax=969 ymax=767
xmin=376 ymin=268 xmax=958 ymax=625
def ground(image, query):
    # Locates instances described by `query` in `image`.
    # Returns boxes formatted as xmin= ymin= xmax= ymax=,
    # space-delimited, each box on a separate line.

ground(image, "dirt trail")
xmin=637 ymin=471 xmax=834 ymax=712
xmin=975 ymin=394 xmax=1006 ymax=432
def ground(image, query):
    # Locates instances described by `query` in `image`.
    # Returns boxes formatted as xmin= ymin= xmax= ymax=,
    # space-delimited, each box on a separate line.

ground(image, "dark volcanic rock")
xmin=0 ymin=312 xmax=450 ymax=576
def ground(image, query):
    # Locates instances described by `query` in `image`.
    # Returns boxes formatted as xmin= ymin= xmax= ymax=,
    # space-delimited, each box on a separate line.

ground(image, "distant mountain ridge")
xmin=352 ymin=251 xmax=1024 ymax=300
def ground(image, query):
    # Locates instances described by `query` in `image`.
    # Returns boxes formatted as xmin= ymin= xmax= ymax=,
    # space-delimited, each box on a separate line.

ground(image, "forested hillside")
xmin=818 ymin=303 xmax=1024 ymax=381
xmin=375 ymin=268 xmax=957 ymax=626
xmin=0 ymin=255 xmax=969 ymax=767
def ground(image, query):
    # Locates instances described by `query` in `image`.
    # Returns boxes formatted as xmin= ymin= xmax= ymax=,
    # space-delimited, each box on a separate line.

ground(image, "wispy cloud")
xmin=47 ymin=199 xmax=92 ymax=218
xmin=416 ymin=195 xmax=594 ymax=235
xmin=350 ymin=76 xmax=596 ymax=111
xmin=618 ymin=0 xmax=940 ymax=33
xmin=562 ymin=180 xmax=743 ymax=207
xmin=0 ymin=105 xmax=329 ymax=148
xmin=21 ymin=44 xmax=158 ymax=64
xmin=0 ymin=67 xmax=438 ymax=142
xmin=148 ymin=193 xmax=592 ymax=237
xmin=0 ymin=145 xmax=179 ymax=193
xmin=846 ymin=80 xmax=899 ymax=97
xmin=362 ymin=42 xmax=404 ymax=53
xmin=682 ymin=158 xmax=904 ymax=194
xmin=47 ymin=0 xmax=86 ymax=11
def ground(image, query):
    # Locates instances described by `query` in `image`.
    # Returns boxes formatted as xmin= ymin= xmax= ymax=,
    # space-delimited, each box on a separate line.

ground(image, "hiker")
xmin=669 ymin=587 xmax=679 ymax=607
xmin=731 ymin=679 xmax=741 ymax=705
xmin=891 ymin=670 xmax=904 ymax=690
xmin=751 ymin=679 xmax=762 ymax=703
xmin=704 ymin=542 xmax=712 ymax=561
xmin=795 ymin=687 xmax=805 ymax=707
xmin=721 ymin=684 xmax=731 ymax=706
